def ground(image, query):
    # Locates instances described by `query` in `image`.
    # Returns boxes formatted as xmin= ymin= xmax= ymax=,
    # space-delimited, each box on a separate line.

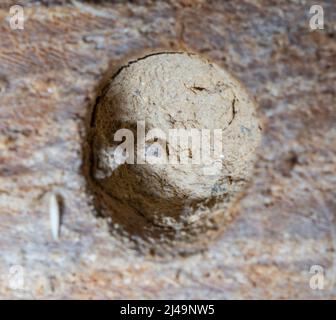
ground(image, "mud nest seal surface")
xmin=88 ymin=52 xmax=262 ymax=256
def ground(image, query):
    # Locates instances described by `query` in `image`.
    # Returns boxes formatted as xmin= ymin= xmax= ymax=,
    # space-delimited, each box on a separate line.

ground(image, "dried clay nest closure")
xmin=87 ymin=52 xmax=262 ymax=256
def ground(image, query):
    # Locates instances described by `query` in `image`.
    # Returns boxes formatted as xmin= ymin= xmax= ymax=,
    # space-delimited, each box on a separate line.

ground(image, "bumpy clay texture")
xmin=2 ymin=0 xmax=334 ymax=299
xmin=90 ymin=53 xmax=261 ymax=249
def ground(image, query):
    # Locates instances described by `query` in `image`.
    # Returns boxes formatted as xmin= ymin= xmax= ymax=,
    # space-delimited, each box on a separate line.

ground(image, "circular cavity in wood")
xmin=88 ymin=52 xmax=261 ymax=255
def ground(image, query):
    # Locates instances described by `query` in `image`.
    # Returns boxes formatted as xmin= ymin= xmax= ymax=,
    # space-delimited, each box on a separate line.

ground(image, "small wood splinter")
xmin=49 ymin=193 xmax=61 ymax=241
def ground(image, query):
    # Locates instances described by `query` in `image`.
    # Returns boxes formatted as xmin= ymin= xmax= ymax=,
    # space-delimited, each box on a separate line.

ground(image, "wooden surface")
xmin=0 ymin=0 xmax=335 ymax=299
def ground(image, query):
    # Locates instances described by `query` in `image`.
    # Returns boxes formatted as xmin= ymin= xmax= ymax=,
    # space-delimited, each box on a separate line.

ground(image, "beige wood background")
xmin=0 ymin=0 xmax=335 ymax=299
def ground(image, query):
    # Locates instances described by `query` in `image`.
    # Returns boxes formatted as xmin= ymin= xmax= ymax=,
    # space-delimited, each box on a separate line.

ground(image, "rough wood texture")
xmin=0 ymin=0 xmax=335 ymax=299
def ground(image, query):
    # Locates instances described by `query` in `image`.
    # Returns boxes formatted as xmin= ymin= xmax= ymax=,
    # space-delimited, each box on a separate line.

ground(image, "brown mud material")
xmin=0 ymin=0 xmax=335 ymax=299
xmin=88 ymin=52 xmax=261 ymax=255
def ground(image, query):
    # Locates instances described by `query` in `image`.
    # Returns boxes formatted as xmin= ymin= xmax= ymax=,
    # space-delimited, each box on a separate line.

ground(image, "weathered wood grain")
xmin=0 ymin=0 xmax=335 ymax=299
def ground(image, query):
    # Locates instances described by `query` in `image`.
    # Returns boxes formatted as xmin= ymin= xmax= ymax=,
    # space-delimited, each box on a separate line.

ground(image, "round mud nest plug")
xmin=88 ymin=52 xmax=261 ymax=255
